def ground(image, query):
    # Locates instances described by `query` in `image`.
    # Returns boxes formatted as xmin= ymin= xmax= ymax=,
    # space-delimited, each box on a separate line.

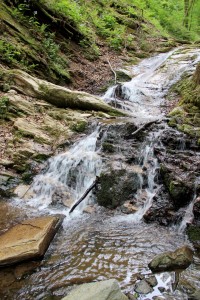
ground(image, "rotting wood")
xmin=69 ymin=177 xmax=99 ymax=213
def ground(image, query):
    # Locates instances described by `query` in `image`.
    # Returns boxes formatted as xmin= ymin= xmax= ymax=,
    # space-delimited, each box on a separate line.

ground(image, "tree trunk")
xmin=193 ymin=63 xmax=200 ymax=85
xmin=184 ymin=0 xmax=190 ymax=29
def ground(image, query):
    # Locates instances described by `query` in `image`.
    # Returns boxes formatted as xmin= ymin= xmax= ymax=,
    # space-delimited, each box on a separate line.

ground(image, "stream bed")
xmin=0 ymin=47 xmax=200 ymax=300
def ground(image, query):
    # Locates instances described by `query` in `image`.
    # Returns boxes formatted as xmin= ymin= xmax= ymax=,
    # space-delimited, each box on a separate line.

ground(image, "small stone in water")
xmin=158 ymin=287 xmax=165 ymax=293
xmin=146 ymin=275 xmax=158 ymax=287
xmin=134 ymin=279 xmax=153 ymax=294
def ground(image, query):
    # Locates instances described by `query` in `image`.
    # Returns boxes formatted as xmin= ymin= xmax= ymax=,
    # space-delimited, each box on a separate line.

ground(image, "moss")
xmin=169 ymin=107 xmax=185 ymax=117
xmin=22 ymin=171 xmax=33 ymax=183
xmin=70 ymin=120 xmax=87 ymax=133
xmin=116 ymin=70 xmax=132 ymax=82
xmin=102 ymin=142 xmax=115 ymax=153
xmin=32 ymin=153 xmax=50 ymax=162
xmin=187 ymin=225 xmax=200 ymax=242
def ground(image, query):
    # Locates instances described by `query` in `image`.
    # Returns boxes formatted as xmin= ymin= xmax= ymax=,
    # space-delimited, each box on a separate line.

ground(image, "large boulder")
xmin=61 ymin=279 xmax=128 ymax=300
xmin=0 ymin=215 xmax=63 ymax=266
xmin=148 ymin=246 xmax=193 ymax=272
xmin=96 ymin=169 xmax=140 ymax=208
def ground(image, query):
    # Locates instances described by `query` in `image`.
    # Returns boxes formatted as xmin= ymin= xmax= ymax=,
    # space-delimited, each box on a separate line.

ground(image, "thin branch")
xmin=107 ymin=58 xmax=117 ymax=85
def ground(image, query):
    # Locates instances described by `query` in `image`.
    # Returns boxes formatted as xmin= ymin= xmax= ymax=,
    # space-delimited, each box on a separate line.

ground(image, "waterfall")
xmin=178 ymin=178 xmax=200 ymax=233
xmin=130 ymin=131 xmax=160 ymax=223
xmin=26 ymin=127 xmax=102 ymax=213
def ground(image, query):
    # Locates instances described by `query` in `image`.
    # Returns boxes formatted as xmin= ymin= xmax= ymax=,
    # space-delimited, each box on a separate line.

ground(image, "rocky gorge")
xmin=0 ymin=46 xmax=200 ymax=300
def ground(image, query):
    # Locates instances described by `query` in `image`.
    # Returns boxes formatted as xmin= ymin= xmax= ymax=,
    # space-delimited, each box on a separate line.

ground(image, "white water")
xmin=6 ymin=47 xmax=200 ymax=300
xmin=103 ymin=47 xmax=200 ymax=123
xmin=129 ymin=131 xmax=160 ymax=223
xmin=25 ymin=127 xmax=102 ymax=214
xmin=178 ymin=178 xmax=200 ymax=233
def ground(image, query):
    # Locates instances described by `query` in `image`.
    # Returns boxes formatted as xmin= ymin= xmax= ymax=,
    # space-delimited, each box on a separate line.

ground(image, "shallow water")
xmin=1 ymin=46 xmax=200 ymax=300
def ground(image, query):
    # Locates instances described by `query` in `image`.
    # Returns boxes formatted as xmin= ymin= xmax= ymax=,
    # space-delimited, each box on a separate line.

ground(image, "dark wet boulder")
xmin=160 ymin=164 xmax=193 ymax=208
xmin=186 ymin=225 xmax=200 ymax=255
xmin=148 ymin=246 xmax=193 ymax=272
xmin=96 ymin=168 xmax=140 ymax=208
xmin=193 ymin=197 xmax=200 ymax=223
xmin=155 ymin=127 xmax=199 ymax=210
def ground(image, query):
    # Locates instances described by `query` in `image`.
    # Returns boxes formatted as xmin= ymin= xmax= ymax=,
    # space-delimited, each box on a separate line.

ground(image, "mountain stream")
xmin=0 ymin=47 xmax=200 ymax=300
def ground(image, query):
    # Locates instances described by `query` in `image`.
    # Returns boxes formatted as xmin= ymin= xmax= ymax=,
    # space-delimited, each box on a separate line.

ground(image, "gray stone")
xmin=146 ymin=275 xmax=158 ymax=287
xmin=61 ymin=279 xmax=128 ymax=300
xmin=148 ymin=246 xmax=193 ymax=272
xmin=189 ymin=291 xmax=200 ymax=300
xmin=134 ymin=279 xmax=153 ymax=294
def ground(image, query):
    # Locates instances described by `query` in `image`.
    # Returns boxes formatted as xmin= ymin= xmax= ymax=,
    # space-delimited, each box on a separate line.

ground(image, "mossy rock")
xmin=116 ymin=70 xmax=132 ymax=82
xmin=96 ymin=169 xmax=139 ymax=208
xmin=169 ymin=107 xmax=185 ymax=117
xmin=102 ymin=142 xmax=115 ymax=153
xmin=187 ymin=225 xmax=200 ymax=255
xmin=70 ymin=121 xmax=87 ymax=133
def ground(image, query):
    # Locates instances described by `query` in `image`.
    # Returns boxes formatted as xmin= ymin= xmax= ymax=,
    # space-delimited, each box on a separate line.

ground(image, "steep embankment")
xmin=168 ymin=62 xmax=200 ymax=144
xmin=0 ymin=0 xmax=175 ymax=92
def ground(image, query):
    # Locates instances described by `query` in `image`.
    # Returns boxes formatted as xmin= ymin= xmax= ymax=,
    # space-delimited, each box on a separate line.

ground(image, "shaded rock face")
xmin=155 ymin=127 xmax=199 ymax=209
xmin=61 ymin=279 xmax=128 ymax=300
xmin=96 ymin=168 xmax=140 ymax=208
xmin=187 ymin=225 xmax=200 ymax=255
xmin=0 ymin=216 xmax=63 ymax=266
xmin=148 ymin=246 xmax=193 ymax=272
xmin=96 ymin=121 xmax=146 ymax=208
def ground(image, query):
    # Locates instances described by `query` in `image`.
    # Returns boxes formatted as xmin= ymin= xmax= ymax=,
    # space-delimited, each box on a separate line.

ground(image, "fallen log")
xmin=69 ymin=177 xmax=99 ymax=213
xmin=0 ymin=68 xmax=124 ymax=114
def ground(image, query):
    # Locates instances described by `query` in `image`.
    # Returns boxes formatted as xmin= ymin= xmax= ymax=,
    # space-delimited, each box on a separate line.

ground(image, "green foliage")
xmin=0 ymin=40 xmax=22 ymax=64
xmin=0 ymin=96 xmax=9 ymax=119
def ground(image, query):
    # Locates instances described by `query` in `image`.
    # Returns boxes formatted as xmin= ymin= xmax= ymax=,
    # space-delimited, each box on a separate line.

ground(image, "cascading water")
xmin=103 ymin=47 xmax=200 ymax=123
xmin=131 ymin=131 xmax=160 ymax=223
xmin=178 ymin=178 xmax=200 ymax=233
xmin=24 ymin=126 xmax=102 ymax=214
xmin=2 ymin=47 xmax=200 ymax=300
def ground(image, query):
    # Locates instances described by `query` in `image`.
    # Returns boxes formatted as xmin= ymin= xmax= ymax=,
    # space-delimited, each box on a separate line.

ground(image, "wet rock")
xmin=186 ymin=225 xmax=200 ymax=255
xmin=189 ymin=291 xmax=200 ymax=300
xmin=0 ymin=215 xmax=63 ymax=266
xmin=14 ymin=184 xmax=33 ymax=199
xmin=193 ymin=197 xmax=200 ymax=222
xmin=14 ymin=261 xmax=40 ymax=280
xmin=83 ymin=205 xmax=96 ymax=214
xmin=134 ymin=279 xmax=153 ymax=294
xmin=61 ymin=279 xmax=128 ymax=300
xmin=158 ymin=287 xmax=165 ymax=293
xmin=156 ymin=128 xmax=199 ymax=210
xmin=126 ymin=293 xmax=137 ymax=300
xmin=121 ymin=201 xmax=138 ymax=214
xmin=148 ymin=246 xmax=194 ymax=272
xmin=146 ymin=275 xmax=158 ymax=287
xmin=96 ymin=169 xmax=140 ymax=208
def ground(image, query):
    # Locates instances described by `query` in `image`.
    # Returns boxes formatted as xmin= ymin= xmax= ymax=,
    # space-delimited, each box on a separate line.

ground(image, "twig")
xmin=131 ymin=119 xmax=159 ymax=136
xmin=69 ymin=177 xmax=99 ymax=213
xmin=107 ymin=58 xmax=117 ymax=85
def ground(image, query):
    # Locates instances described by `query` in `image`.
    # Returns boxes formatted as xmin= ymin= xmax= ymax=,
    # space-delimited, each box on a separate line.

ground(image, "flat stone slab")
xmin=0 ymin=216 xmax=62 ymax=266
xmin=62 ymin=279 xmax=128 ymax=300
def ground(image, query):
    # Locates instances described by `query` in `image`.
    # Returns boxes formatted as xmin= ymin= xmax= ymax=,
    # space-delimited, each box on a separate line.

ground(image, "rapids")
xmin=0 ymin=47 xmax=200 ymax=300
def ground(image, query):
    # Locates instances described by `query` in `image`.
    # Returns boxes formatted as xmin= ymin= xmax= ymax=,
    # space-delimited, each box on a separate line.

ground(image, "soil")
xmin=68 ymin=40 xmax=131 ymax=94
